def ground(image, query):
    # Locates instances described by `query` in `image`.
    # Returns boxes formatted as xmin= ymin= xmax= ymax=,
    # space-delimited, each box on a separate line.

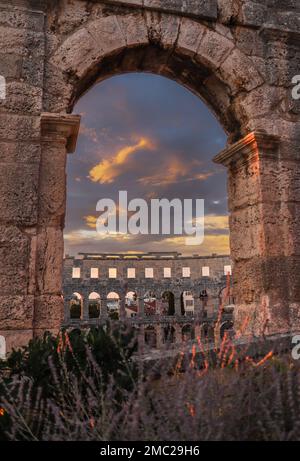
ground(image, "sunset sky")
xmin=64 ymin=73 xmax=230 ymax=256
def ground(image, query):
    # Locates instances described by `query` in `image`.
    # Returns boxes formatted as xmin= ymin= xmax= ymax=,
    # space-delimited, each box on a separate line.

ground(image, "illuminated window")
xmin=127 ymin=268 xmax=136 ymax=279
xmin=164 ymin=267 xmax=171 ymax=278
xmin=90 ymin=268 xmax=99 ymax=279
xmin=145 ymin=268 xmax=154 ymax=278
xmin=224 ymin=265 xmax=232 ymax=275
xmin=109 ymin=268 xmax=117 ymax=279
xmin=72 ymin=267 xmax=80 ymax=279
xmin=182 ymin=267 xmax=191 ymax=278
xmin=202 ymin=266 xmax=210 ymax=277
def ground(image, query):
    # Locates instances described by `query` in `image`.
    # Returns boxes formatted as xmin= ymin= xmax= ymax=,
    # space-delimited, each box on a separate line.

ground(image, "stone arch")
xmin=201 ymin=322 xmax=215 ymax=342
xmin=182 ymin=324 xmax=195 ymax=342
xmin=161 ymin=291 xmax=175 ymax=316
xmin=164 ymin=325 xmax=176 ymax=344
xmin=0 ymin=336 xmax=6 ymax=360
xmin=47 ymin=13 xmax=265 ymax=140
xmin=107 ymin=291 xmax=120 ymax=320
xmin=145 ymin=325 xmax=157 ymax=349
xmin=220 ymin=320 xmax=234 ymax=340
xmin=144 ymin=291 xmax=157 ymax=317
xmin=88 ymin=292 xmax=101 ymax=319
xmin=219 ymin=286 xmax=235 ymax=307
xmin=2 ymin=1 xmax=299 ymax=352
xmin=125 ymin=291 xmax=138 ymax=318
xmin=70 ymin=292 xmax=83 ymax=320
xmin=180 ymin=291 xmax=195 ymax=317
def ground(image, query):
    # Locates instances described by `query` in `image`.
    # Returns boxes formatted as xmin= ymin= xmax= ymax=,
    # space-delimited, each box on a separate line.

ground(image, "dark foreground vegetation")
xmin=0 ymin=324 xmax=300 ymax=441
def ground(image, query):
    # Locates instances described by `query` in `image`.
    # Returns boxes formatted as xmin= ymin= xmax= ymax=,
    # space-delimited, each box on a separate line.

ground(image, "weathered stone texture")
xmin=0 ymin=0 xmax=300 ymax=351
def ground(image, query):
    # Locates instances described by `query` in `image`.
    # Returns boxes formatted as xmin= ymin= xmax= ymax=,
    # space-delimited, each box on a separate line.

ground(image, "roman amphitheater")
xmin=63 ymin=252 xmax=234 ymax=350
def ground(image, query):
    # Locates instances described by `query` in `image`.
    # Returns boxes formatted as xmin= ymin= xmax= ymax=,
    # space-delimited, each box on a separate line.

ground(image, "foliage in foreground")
xmin=1 ymin=326 xmax=300 ymax=441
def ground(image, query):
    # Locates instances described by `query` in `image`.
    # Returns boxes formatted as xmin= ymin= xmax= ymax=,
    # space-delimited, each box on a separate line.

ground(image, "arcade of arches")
xmin=1 ymin=0 xmax=300 ymax=352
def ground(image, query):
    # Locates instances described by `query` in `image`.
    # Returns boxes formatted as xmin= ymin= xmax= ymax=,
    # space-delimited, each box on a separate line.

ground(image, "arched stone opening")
xmin=107 ymin=292 xmax=120 ymax=320
xmin=181 ymin=291 xmax=195 ymax=317
xmin=220 ymin=320 xmax=234 ymax=340
xmin=182 ymin=325 xmax=195 ymax=342
xmin=164 ymin=325 xmax=176 ymax=344
xmin=201 ymin=323 xmax=215 ymax=343
xmin=162 ymin=292 xmax=175 ymax=316
xmin=70 ymin=292 xmax=83 ymax=320
xmin=219 ymin=286 xmax=235 ymax=308
xmin=144 ymin=291 xmax=157 ymax=317
xmin=125 ymin=291 xmax=138 ymax=318
xmin=145 ymin=326 xmax=157 ymax=349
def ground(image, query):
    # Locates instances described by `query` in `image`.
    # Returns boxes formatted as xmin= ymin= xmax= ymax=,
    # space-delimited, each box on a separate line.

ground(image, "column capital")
xmin=41 ymin=113 xmax=81 ymax=153
xmin=213 ymin=130 xmax=280 ymax=169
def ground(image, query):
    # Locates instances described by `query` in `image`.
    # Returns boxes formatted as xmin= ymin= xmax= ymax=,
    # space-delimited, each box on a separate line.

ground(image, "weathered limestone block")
xmin=33 ymin=295 xmax=64 ymax=332
xmin=176 ymin=18 xmax=205 ymax=57
xmin=56 ymin=0 xmax=91 ymax=36
xmin=0 ymin=141 xmax=40 ymax=164
xmin=232 ymin=85 xmax=287 ymax=125
xmin=0 ymin=81 xmax=43 ymax=115
xmin=195 ymin=28 xmax=234 ymax=71
xmin=117 ymin=13 xmax=149 ymax=47
xmin=101 ymin=0 xmax=218 ymax=20
xmin=0 ymin=3 xmax=45 ymax=31
xmin=233 ymin=27 xmax=265 ymax=57
xmin=0 ymin=114 xmax=40 ymax=140
xmin=219 ymin=48 xmax=264 ymax=94
xmin=0 ymin=162 xmax=39 ymax=225
xmin=36 ymin=227 xmax=64 ymax=295
xmin=86 ymin=16 xmax=126 ymax=54
xmin=0 ymin=225 xmax=31 ymax=295
xmin=145 ymin=11 xmax=180 ymax=48
xmin=38 ymin=142 xmax=67 ymax=226
xmin=0 ymin=53 xmax=22 ymax=79
xmin=0 ymin=295 xmax=34 ymax=330
xmin=0 ymin=27 xmax=44 ymax=57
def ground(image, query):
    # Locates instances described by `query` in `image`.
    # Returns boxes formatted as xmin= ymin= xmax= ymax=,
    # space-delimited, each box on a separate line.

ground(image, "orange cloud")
xmin=89 ymin=137 xmax=154 ymax=184
xmin=139 ymin=157 xmax=214 ymax=187
xmin=155 ymin=234 xmax=230 ymax=256
xmin=84 ymin=215 xmax=97 ymax=229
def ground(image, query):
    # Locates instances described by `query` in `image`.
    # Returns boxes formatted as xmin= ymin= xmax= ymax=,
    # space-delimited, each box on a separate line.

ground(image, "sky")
xmin=64 ymin=73 xmax=230 ymax=257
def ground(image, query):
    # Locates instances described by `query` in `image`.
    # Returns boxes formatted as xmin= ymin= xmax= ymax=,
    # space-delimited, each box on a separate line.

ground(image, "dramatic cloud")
xmin=89 ymin=137 xmax=154 ymax=184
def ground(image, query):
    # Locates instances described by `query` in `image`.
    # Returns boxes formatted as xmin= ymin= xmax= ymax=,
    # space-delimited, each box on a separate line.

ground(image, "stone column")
xmin=120 ymin=295 xmax=126 ymax=320
xmin=174 ymin=295 xmax=182 ymax=317
xmin=33 ymin=113 xmax=80 ymax=337
xmin=214 ymin=130 xmax=299 ymax=336
xmin=82 ymin=296 xmax=89 ymax=321
xmin=174 ymin=324 xmax=182 ymax=344
xmin=194 ymin=296 xmax=203 ymax=321
xmin=100 ymin=298 xmax=108 ymax=320
xmin=156 ymin=325 xmax=164 ymax=349
xmin=64 ymin=296 xmax=71 ymax=323
xmin=138 ymin=297 xmax=145 ymax=319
